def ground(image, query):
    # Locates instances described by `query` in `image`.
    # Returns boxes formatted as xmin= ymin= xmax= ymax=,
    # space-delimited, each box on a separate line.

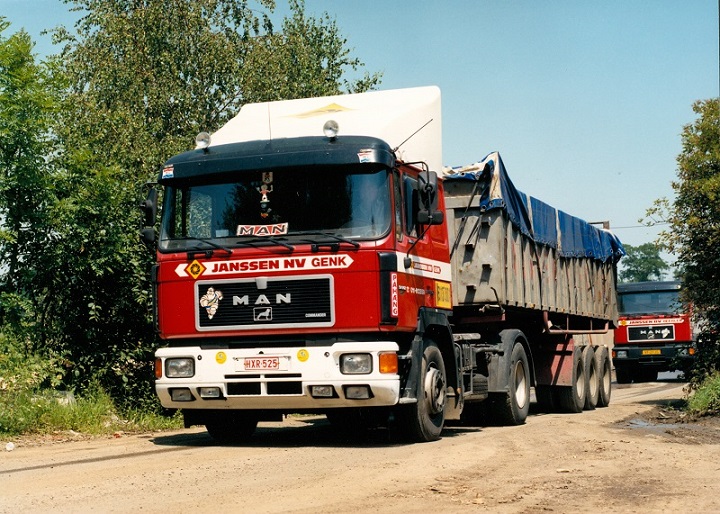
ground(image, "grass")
xmin=0 ymin=333 xmax=182 ymax=439
xmin=0 ymin=385 xmax=182 ymax=438
xmin=687 ymin=372 xmax=720 ymax=416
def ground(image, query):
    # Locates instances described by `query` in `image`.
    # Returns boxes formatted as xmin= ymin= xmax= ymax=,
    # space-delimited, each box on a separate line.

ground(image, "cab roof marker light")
xmin=323 ymin=120 xmax=339 ymax=140
xmin=195 ymin=131 xmax=211 ymax=151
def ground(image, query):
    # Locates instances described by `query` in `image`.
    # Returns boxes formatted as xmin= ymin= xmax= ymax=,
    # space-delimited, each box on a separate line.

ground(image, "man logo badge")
xmin=254 ymin=307 xmax=272 ymax=322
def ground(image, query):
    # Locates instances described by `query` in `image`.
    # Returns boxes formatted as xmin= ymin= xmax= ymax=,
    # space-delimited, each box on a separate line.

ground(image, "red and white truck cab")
xmin=613 ymin=281 xmax=695 ymax=383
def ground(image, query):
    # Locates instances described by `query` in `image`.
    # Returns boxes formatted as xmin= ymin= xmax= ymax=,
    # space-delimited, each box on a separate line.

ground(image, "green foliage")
xmin=0 ymin=1 xmax=382 ymax=423
xmin=649 ymin=98 xmax=720 ymax=381
xmin=618 ymin=242 xmax=670 ymax=282
xmin=0 ymin=19 xmax=61 ymax=344
xmin=241 ymin=0 xmax=382 ymax=103
xmin=687 ymin=372 xmax=720 ymax=416
xmin=0 ymin=377 xmax=182 ymax=437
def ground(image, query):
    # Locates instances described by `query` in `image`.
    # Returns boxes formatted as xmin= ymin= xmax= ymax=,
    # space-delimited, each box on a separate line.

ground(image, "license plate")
xmin=642 ymin=349 xmax=662 ymax=356
xmin=241 ymin=356 xmax=288 ymax=371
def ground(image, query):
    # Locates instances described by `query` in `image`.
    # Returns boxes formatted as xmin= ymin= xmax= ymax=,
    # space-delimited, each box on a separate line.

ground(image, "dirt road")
xmin=2 ymin=378 xmax=719 ymax=514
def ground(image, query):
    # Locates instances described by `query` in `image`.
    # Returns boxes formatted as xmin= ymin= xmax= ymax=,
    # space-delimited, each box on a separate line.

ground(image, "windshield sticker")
xmin=199 ymin=287 xmax=223 ymax=319
xmin=236 ymin=223 xmax=289 ymax=236
xmin=257 ymin=171 xmax=274 ymax=218
xmin=162 ymin=165 xmax=174 ymax=179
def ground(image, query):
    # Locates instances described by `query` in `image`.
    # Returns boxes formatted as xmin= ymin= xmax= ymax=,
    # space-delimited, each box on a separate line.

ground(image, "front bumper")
xmin=155 ymin=341 xmax=401 ymax=410
xmin=612 ymin=343 xmax=695 ymax=370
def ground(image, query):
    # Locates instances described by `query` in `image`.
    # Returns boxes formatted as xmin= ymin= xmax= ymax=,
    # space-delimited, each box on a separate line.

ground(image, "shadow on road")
xmin=151 ymin=415 xmax=482 ymax=449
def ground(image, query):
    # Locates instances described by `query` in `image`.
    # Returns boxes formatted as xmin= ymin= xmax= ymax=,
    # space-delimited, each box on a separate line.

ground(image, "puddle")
xmin=626 ymin=418 xmax=680 ymax=432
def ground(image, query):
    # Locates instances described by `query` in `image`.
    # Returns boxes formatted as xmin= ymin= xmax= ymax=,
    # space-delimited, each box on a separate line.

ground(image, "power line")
xmin=610 ymin=223 xmax=670 ymax=230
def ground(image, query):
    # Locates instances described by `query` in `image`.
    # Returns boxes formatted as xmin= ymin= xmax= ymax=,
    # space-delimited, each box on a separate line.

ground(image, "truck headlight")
xmin=340 ymin=354 xmax=372 ymax=374
xmin=166 ymin=358 xmax=195 ymax=378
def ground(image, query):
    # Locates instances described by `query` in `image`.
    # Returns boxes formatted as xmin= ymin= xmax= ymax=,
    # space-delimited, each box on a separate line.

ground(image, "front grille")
xmin=226 ymin=381 xmax=303 ymax=396
xmin=627 ymin=325 xmax=675 ymax=342
xmin=196 ymin=275 xmax=333 ymax=331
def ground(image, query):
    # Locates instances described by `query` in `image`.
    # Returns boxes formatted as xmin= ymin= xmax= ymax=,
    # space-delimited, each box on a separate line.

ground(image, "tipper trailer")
xmin=143 ymin=86 xmax=624 ymax=442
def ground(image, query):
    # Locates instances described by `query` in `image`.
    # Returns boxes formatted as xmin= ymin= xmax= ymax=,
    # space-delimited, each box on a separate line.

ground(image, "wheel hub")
xmin=424 ymin=365 xmax=446 ymax=415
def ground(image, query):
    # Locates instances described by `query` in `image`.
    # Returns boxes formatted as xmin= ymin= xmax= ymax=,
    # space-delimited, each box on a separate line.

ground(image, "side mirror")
xmin=140 ymin=186 xmax=158 ymax=244
xmin=417 ymin=171 xmax=444 ymax=225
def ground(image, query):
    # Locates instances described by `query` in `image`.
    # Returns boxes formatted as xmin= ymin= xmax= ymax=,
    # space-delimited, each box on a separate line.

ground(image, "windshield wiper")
xmin=292 ymin=231 xmax=361 ymax=251
xmin=179 ymin=237 xmax=233 ymax=257
xmin=235 ymin=237 xmax=295 ymax=252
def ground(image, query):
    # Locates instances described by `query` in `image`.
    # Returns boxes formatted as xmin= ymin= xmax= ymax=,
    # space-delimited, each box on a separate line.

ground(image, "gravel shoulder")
xmin=1 ymin=379 xmax=719 ymax=514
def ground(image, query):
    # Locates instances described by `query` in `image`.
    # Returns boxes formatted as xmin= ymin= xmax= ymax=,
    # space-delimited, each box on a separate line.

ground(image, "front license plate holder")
xmin=238 ymin=356 xmax=289 ymax=372
xmin=641 ymin=349 xmax=662 ymax=356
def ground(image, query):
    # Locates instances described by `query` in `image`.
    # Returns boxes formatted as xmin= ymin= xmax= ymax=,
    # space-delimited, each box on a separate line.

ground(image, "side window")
xmin=403 ymin=175 xmax=419 ymax=238
xmin=392 ymin=171 xmax=403 ymax=241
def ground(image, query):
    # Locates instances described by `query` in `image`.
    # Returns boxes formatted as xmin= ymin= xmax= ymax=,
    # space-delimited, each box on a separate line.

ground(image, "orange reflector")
xmin=154 ymin=358 xmax=163 ymax=379
xmin=611 ymin=350 xmax=616 ymax=359
xmin=689 ymin=347 xmax=696 ymax=356
xmin=379 ymin=352 xmax=398 ymax=374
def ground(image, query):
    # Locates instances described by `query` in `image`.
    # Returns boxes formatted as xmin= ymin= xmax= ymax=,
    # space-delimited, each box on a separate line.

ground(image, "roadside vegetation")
xmin=687 ymin=372 xmax=720 ymax=416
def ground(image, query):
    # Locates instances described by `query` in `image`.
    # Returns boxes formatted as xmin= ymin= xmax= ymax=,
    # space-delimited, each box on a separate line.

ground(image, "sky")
xmin=2 ymin=0 xmax=719 ymax=254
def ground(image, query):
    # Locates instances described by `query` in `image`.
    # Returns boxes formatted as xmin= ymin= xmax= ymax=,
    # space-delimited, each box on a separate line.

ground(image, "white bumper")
xmin=155 ymin=341 xmax=400 ymax=410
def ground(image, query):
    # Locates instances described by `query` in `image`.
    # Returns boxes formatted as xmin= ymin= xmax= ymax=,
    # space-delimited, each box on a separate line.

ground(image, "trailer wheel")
xmin=557 ymin=345 xmax=585 ymax=413
xmin=594 ymin=346 xmax=612 ymax=407
xmin=205 ymin=413 xmax=258 ymax=444
xmin=398 ymin=342 xmax=446 ymax=442
xmin=583 ymin=345 xmax=599 ymax=410
xmin=488 ymin=341 xmax=531 ymax=425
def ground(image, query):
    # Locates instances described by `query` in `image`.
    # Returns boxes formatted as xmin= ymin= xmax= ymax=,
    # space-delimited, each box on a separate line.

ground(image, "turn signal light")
xmin=154 ymin=358 xmax=162 ymax=379
xmin=379 ymin=352 xmax=398 ymax=374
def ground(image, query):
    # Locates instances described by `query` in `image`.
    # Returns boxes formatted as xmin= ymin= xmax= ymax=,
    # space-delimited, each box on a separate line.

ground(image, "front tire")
xmin=615 ymin=363 xmax=632 ymax=384
xmin=398 ymin=342 xmax=447 ymax=442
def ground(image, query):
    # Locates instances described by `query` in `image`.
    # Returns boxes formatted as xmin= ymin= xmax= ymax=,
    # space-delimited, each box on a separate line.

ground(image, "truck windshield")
xmin=158 ymin=168 xmax=391 ymax=251
xmin=617 ymin=290 xmax=681 ymax=315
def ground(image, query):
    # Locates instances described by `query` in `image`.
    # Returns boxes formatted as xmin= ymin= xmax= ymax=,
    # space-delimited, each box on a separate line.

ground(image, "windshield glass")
xmin=617 ymin=290 xmax=681 ymax=315
xmin=159 ymin=167 xmax=391 ymax=251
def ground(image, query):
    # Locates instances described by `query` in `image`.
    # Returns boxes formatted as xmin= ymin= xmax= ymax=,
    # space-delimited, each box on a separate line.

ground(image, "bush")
xmin=0 ymin=333 xmax=181 ymax=436
xmin=687 ymin=372 xmax=720 ymax=416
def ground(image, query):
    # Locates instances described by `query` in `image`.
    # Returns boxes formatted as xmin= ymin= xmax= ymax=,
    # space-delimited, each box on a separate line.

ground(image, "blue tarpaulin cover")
xmin=443 ymin=152 xmax=625 ymax=263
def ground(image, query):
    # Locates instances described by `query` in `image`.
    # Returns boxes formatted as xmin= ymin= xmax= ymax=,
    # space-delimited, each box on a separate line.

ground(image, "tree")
xmin=0 ymin=19 xmax=62 ymax=345
xmin=618 ymin=243 xmax=670 ymax=283
xmin=10 ymin=0 xmax=381 ymax=406
xmin=648 ymin=98 xmax=720 ymax=379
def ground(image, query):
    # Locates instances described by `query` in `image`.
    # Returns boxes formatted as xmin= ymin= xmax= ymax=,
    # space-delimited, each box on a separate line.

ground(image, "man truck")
xmin=142 ymin=86 xmax=624 ymax=442
xmin=613 ymin=280 xmax=695 ymax=383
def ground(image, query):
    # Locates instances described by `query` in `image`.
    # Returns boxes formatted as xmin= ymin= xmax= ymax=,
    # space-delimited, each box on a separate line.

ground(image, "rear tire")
xmin=397 ymin=342 xmax=447 ymax=442
xmin=583 ymin=346 xmax=599 ymax=410
xmin=595 ymin=346 xmax=612 ymax=407
xmin=557 ymin=345 xmax=585 ymax=413
xmin=488 ymin=341 xmax=531 ymax=425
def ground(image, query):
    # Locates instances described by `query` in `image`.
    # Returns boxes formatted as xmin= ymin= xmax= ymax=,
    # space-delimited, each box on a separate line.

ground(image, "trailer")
xmin=143 ymin=86 xmax=624 ymax=442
